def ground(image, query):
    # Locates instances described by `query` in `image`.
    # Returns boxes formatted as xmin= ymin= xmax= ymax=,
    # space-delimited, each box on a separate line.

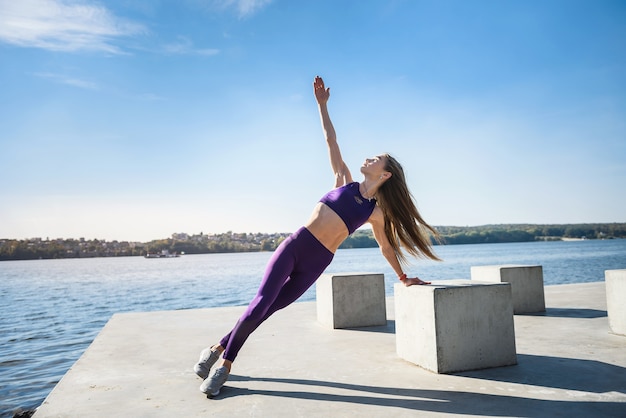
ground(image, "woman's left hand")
xmin=401 ymin=276 xmax=431 ymax=286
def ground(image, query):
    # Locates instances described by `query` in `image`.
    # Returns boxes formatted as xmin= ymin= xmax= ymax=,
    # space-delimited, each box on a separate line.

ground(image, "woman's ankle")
xmin=221 ymin=359 xmax=233 ymax=372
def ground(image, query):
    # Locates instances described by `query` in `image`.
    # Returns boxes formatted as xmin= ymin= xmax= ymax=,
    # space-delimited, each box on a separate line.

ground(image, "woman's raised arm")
xmin=313 ymin=76 xmax=352 ymax=187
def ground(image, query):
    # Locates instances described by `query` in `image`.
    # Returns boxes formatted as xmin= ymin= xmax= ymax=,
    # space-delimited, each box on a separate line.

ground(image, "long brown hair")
xmin=377 ymin=154 xmax=442 ymax=264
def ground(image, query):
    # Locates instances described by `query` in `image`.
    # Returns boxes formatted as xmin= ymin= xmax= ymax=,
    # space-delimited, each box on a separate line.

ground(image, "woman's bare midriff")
xmin=304 ymin=202 xmax=350 ymax=253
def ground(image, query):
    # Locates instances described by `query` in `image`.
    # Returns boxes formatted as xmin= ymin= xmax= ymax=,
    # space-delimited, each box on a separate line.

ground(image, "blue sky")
xmin=1 ymin=0 xmax=624 ymax=242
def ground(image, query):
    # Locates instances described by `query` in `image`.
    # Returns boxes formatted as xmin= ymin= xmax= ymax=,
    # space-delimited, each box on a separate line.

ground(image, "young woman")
xmin=195 ymin=76 xmax=441 ymax=396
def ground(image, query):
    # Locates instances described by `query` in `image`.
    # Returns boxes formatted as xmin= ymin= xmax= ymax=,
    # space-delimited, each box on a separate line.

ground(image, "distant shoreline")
xmin=1 ymin=223 xmax=625 ymax=261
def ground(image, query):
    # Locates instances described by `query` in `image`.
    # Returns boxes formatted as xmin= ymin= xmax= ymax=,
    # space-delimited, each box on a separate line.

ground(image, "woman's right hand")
xmin=313 ymin=76 xmax=330 ymax=105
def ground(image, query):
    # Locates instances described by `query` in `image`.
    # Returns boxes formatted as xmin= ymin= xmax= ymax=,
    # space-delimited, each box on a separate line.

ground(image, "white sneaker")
xmin=193 ymin=347 xmax=221 ymax=379
xmin=200 ymin=366 xmax=229 ymax=397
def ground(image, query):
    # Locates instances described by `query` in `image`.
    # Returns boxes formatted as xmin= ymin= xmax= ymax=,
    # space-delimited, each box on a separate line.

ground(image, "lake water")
xmin=1 ymin=239 xmax=625 ymax=416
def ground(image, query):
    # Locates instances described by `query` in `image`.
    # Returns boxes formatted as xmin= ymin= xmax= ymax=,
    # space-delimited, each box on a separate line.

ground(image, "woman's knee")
xmin=242 ymin=296 xmax=271 ymax=322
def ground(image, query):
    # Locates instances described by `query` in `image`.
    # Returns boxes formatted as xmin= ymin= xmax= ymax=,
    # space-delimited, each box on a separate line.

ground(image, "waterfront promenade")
xmin=33 ymin=282 xmax=626 ymax=417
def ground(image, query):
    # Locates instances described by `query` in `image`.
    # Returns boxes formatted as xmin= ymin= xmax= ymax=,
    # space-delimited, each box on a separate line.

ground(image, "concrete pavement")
xmin=33 ymin=282 xmax=626 ymax=417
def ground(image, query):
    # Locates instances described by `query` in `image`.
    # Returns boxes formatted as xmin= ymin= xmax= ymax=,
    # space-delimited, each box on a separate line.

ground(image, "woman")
xmin=195 ymin=76 xmax=441 ymax=397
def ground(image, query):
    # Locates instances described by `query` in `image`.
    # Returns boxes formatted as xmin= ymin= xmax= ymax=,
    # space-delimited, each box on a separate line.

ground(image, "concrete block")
xmin=471 ymin=265 xmax=545 ymax=314
xmin=605 ymin=269 xmax=626 ymax=336
xmin=394 ymin=280 xmax=517 ymax=373
xmin=316 ymin=273 xmax=386 ymax=329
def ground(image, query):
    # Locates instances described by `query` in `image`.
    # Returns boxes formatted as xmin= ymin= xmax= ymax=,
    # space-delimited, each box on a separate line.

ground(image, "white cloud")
xmin=233 ymin=0 xmax=273 ymax=17
xmin=33 ymin=72 xmax=99 ymax=89
xmin=0 ymin=0 xmax=145 ymax=53
xmin=162 ymin=36 xmax=219 ymax=56
xmin=196 ymin=0 xmax=273 ymax=18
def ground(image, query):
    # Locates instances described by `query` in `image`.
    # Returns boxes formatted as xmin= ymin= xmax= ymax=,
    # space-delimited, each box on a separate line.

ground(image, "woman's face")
xmin=361 ymin=155 xmax=389 ymax=177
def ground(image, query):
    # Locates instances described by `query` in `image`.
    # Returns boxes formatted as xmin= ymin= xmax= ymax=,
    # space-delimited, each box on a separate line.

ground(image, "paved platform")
xmin=34 ymin=282 xmax=626 ymax=417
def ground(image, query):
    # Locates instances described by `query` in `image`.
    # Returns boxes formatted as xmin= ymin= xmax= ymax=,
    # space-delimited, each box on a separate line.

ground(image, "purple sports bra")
xmin=319 ymin=182 xmax=376 ymax=234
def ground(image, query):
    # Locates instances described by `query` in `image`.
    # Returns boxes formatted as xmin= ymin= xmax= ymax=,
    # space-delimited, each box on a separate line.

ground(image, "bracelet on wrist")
xmin=399 ymin=273 xmax=407 ymax=281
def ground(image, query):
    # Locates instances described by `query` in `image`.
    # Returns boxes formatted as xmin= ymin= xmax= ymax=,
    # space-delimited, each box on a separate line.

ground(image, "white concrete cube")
xmin=316 ymin=273 xmax=386 ymax=329
xmin=394 ymin=280 xmax=517 ymax=374
xmin=605 ymin=269 xmax=626 ymax=336
xmin=471 ymin=265 xmax=545 ymax=314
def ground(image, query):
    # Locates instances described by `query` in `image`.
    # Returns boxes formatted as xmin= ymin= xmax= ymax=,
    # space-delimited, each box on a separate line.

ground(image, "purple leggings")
xmin=219 ymin=227 xmax=334 ymax=362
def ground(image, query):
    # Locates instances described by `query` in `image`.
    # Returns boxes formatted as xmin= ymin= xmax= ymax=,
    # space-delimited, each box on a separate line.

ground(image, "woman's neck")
xmin=360 ymin=178 xmax=382 ymax=201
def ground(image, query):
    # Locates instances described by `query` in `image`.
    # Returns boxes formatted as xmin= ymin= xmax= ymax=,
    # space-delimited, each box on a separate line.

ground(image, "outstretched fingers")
xmin=402 ymin=277 xmax=431 ymax=286
xmin=313 ymin=76 xmax=330 ymax=102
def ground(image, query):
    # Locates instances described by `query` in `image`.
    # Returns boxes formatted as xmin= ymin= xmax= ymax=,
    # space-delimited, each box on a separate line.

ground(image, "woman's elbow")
xmin=379 ymin=244 xmax=395 ymax=258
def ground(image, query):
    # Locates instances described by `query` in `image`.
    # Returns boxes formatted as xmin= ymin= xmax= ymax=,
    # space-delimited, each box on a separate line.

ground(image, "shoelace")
xmin=212 ymin=368 xmax=228 ymax=383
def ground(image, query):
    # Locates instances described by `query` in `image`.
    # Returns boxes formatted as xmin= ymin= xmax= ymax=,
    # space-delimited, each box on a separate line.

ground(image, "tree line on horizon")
xmin=1 ymin=223 xmax=625 ymax=261
xmin=340 ymin=222 xmax=626 ymax=248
